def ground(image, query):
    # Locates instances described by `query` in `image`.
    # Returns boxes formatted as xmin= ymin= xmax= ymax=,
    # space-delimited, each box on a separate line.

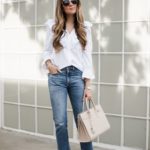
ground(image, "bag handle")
xmin=82 ymin=98 xmax=96 ymax=112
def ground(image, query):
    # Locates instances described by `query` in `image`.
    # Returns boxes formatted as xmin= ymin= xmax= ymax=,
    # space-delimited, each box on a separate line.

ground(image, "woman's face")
xmin=62 ymin=0 xmax=78 ymax=15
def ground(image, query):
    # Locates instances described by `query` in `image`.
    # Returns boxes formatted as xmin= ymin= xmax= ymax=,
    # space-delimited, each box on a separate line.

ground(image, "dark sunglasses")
xmin=62 ymin=0 xmax=78 ymax=6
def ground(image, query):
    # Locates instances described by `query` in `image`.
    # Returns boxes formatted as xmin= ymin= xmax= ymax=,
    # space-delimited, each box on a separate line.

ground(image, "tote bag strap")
xmin=82 ymin=98 xmax=97 ymax=112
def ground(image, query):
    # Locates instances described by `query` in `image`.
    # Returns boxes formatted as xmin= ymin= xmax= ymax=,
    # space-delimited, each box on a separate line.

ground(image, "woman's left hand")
xmin=83 ymin=88 xmax=92 ymax=100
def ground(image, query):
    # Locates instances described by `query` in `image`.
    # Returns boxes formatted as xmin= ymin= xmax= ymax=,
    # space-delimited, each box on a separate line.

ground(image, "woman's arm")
xmin=82 ymin=21 xmax=95 ymax=81
xmin=42 ymin=19 xmax=54 ymax=70
xmin=84 ymin=78 xmax=92 ymax=89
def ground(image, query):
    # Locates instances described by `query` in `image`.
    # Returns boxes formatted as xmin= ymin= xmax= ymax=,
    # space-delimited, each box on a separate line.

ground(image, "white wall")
xmin=0 ymin=0 xmax=150 ymax=150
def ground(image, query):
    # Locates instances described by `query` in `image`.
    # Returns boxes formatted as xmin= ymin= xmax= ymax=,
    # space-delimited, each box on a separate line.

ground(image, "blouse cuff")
xmin=41 ymin=56 xmax=53 ymax=70
xmin=82 ymin=68 xmax=95 ymax=80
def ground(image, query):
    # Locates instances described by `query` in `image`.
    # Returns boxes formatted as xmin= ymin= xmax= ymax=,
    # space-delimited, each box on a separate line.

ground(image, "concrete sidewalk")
xmin=0 ymin=128 xmax=109 ymax=150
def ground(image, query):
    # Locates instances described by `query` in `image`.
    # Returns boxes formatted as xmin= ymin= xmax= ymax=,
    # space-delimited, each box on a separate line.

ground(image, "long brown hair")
xmin=52 ymin=0 xmax=87 ymax=53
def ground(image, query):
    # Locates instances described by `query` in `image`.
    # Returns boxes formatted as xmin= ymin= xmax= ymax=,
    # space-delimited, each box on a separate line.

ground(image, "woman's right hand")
xmin=46 ymin=61 xmax=61 ymax=74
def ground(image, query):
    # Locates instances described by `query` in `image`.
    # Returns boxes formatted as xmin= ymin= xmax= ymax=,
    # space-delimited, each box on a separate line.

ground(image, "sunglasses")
xmin=62 ymin=0 xmax=78 ymax=6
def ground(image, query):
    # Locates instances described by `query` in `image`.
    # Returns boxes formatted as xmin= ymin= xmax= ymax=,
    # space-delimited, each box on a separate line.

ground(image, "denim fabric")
xmin=48 ymin=65 xmax=93 ymax=150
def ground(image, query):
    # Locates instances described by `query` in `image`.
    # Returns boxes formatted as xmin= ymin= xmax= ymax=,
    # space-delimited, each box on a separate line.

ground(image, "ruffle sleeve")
xmin=82 ymin=21 xmax=95 ymax=80
xmin=41 ymin=19 xmax=55 ymax=70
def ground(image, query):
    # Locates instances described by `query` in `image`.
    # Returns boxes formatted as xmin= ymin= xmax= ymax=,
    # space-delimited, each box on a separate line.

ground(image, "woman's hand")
xmin=46 ymin=61 xmax=61 ymax=74
xmin=83 ymin=88 xmax=92 ymax=100
xmin=83 ymin=78 xmax=92 ymax=101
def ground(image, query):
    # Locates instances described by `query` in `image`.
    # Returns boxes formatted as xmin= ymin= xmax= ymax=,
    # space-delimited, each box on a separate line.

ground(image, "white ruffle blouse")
xmin=42 ymin=19 xmax=95 ymax=80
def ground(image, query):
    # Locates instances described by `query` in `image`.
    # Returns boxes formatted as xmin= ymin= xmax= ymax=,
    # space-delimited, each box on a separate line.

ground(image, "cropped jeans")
xmin=48 ymin=65 xmax=93 ymax=150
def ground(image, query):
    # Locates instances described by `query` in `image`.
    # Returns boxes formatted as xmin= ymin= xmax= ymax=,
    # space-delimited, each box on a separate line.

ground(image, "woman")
xmin=42 ymin=0 xmax=95 ymax=149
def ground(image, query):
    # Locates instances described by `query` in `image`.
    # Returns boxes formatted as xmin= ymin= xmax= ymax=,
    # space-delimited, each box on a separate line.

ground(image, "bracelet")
xmin=46 ymin=61 xmax=52 ymax=68
xmin=85 ymin=86 xmax=92 ymax=90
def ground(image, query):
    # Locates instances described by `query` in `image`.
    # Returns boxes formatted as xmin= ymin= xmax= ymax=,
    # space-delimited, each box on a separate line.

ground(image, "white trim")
xmin=0 ymin=79 xmax=2 ymax=128
xmin=1 ymin=51 xmax=150 ymax=55
xmin=34 ymin=0 xmax=38 ymax=134
xmin=121 ymin=0 xmax=125 ymax=146
xmin=97 ymin=0 xmax=101 ymax=143
xmin=1 ymin=79 xmax=4 ymax=128
xmin=17 ymin=0 xmax=20 ymax=130
xmin=2 ymin=0 xmax=31 ymax=4
xmin=2 ymin=0 xmax=18 ymax=4
xmin=146 ymin=0 xmax=150 ymax=149
xmin=0 ymin=77 xmax=150 ymax=88
xmin=146 ymin=88 xmax=149 ymax=150
xmin=3 ymin=100 xmax=150 ymax=120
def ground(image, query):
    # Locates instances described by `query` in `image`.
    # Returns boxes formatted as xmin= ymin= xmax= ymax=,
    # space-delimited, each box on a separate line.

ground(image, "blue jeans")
xmin=48 ymin=65 xmax=93 ymax=150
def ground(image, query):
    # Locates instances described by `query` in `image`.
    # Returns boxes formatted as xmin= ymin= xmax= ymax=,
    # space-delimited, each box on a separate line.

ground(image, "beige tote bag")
xmin=77 ymin=98 xmax=110 ymax=142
